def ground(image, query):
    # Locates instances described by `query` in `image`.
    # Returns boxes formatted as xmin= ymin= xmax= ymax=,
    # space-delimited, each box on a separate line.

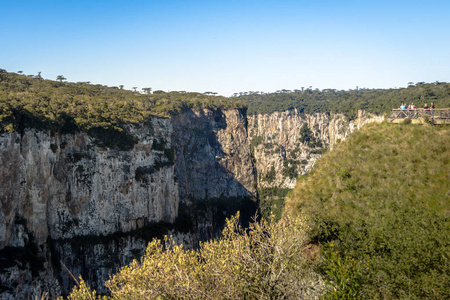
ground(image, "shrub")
xmin=64 ymin=213 xmax=324 ymax=299
xmin=402 ymin=117 xmax=412 ymax=125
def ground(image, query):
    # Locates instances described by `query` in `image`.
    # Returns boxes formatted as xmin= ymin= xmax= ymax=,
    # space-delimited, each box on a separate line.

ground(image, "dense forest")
xmin=236 ymin=83 xmax=450 ymax=119
xmin=0 ymin=70 xmax=245 ymax=135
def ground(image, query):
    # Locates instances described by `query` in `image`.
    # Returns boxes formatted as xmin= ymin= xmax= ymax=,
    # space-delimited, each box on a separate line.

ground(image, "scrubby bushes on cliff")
xmin=63 ymin=213 xmax=324 ymax=299
xmin=286 ymin=122 xmax=450 ymax=299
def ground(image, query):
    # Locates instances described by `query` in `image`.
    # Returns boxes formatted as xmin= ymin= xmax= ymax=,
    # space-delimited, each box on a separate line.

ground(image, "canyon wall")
xmin=0 ymin=118 xmax=179 ymax=298
xmin=0 ymin=108 xmax=256 ymax=299
xmin=248 ymin=109 xmax=384 ymax=188
xmin=0 ymin=108 xmax=381 ymax=298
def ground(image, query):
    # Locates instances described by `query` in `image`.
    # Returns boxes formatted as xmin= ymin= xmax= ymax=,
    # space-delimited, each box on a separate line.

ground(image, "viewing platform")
xmin=387 ymin=108 xmax=450 ymax=124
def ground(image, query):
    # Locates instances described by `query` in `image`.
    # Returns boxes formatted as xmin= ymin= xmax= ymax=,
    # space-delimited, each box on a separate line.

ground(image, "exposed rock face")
xmin=173 ymin=109 xmax=256 ymax=202
xmin=0 ymin=118 xmax=179 ymax=298
xmin=0 ymin=109 xmax=257 ymax=299
xmin=0 ymin=119 xmax=177 ymax=248
xmin=248 ymin=109 xmax=384 ymax=188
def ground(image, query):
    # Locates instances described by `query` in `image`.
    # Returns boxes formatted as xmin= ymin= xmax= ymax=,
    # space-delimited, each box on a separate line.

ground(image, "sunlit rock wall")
xmin=248 ymin=109 xmax=384 ymax=188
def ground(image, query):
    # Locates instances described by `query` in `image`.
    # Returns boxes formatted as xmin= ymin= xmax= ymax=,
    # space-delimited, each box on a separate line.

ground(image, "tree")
xmin=56 ymin=75 xmax=66 ymax=85
xmin=17 ymin=71 xmax=23 ymax=74
xmin=142 ymin=87 xmax=152 ymax=94
xmin=119 ymin=85 xmax=124 ymax=90
xmin=132 ymin=87 xmax=137 ymax=92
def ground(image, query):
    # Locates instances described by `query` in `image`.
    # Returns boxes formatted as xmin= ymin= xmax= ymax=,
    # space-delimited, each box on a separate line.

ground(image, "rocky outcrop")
xmin=171 ymin=108 xmax=258 ymax=243
xmin=248 ymin=109 xmax=384 ymax=188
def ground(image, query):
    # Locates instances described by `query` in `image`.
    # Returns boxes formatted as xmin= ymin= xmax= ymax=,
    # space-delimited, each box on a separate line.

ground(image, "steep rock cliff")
xmin=171 ymin=108 xmax=257 ymax=243
xmin=0 ymin=108 xmax=257 ymax=298
xmin=0 ymin=118 xmax=177 ymax=248
xmin=248 ymin=109 xmax=384 ymax=188
xmin=0 ymin=118 xmax=179 ymax=298
xmin=173 ymin=109 xmax=256 ymax=202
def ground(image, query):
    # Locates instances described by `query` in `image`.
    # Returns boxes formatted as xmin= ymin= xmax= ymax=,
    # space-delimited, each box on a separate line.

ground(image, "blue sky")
xmin=1 ymin=0 xmax=449 ymax=96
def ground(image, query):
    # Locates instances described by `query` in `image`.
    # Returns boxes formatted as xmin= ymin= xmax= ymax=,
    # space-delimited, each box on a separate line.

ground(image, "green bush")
xmin=257 ymin=187 xmax=291 ymax=221
xmin=263 ymin=166 xmax=276 ymax=183
xmin=402 ymin=117 xmax=412 ymax=125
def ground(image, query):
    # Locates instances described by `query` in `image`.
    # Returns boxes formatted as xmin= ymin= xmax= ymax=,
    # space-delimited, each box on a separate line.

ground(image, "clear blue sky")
xmin=1 ymin=0 xmax=449 ymax=96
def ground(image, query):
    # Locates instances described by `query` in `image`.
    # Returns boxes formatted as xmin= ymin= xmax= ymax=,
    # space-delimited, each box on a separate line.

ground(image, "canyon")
xmin=0 ymin=108 xmax=382 ymax=299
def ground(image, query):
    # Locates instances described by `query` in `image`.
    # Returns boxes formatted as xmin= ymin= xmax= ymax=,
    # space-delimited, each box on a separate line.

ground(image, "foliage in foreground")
xmin=286 ymin=122 xmax=450 ymax=299
xmin=63 ymin=213 xmax=323 ymax=299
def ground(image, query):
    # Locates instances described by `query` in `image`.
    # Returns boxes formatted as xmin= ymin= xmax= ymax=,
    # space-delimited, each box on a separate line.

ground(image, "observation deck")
xmin=387 ymin=108 xmax=450 ymax=124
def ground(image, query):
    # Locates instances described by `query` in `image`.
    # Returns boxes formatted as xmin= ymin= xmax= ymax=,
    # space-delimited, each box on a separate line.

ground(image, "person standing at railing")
xmin=400 ymin=103 xmax=406 ymax=109
xmin=431 ymin=102 xmax=435 ymax=115
xmin=424 ymin=103 xmax=429 ymax=114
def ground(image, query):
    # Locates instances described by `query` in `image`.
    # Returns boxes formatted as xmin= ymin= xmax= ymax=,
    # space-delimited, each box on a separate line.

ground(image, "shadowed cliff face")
xmin=171 ymin=108 xmax=258 ymax=246
xmin=173 ymin=108 xmax=256 ymax=202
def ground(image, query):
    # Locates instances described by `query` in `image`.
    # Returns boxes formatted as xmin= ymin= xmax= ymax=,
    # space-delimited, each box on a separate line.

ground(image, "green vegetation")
xmin=258 ymin=187 xmax=292 ymax=222
xmin=237 ymin=83 xmax=450 ymax=119
xmin=0 ymin=71 xmax=245 ymax=147
xmin=263 ymin=166 xmax=276 ymax=183
xmin=63 ymin=213 xmax=321 ymax=300
xmin=250 ymin=135 xmax=264 ymax=154
xmin=282 ymin=159 xmax=300 ymax=180
xmin=286 ymin=122 xmax=450 ymax=299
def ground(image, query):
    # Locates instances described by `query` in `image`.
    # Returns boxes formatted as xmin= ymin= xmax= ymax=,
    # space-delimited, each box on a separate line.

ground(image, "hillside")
xmin=237 ymin=82 xmax=450 ymax=119
xmin=285 ymin=122 xmax=450 ymax=299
